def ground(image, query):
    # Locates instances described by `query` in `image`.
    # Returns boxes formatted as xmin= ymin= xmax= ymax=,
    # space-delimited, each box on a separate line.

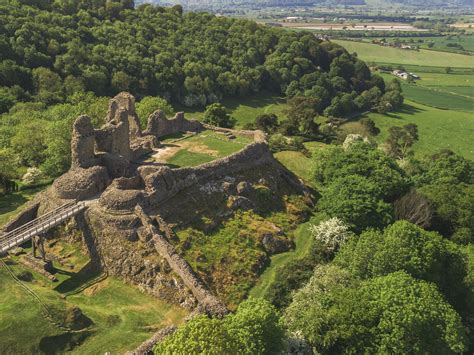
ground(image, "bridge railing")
xmin=0 ymin=202 xmax=87 ymax=253
xmin=0 ymin=202 xmax=76 ymax=243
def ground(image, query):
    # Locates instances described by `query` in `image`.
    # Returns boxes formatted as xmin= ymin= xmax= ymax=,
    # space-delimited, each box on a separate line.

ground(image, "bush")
xmin=202 ymin=103 xmax=235 ymax=128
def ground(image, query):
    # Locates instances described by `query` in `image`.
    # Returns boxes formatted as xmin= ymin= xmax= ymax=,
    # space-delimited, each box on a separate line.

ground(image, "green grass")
xmin=0 ymin=185 xmax=47 ymax=227
xmin=400 ymin=84 xmax=474 ymax=112
xmin=334 ymin=40 xmax=474 ymax=68
xmin=249 ymin=214 xmax=324 ymax=299
xmin=390 ymin=35 xmax=474 ymax=54
xmin=167 ymin=150 xmax=215 ymax=167
xmin=162 ymin=131 xmax=252 ymax=168
xmin=362 ymin=100 xmax=474 ymax=160
xmin=274 ymin=142 xmax=327 ymax=184
xmin=176 ymin=91 xmax=288 ymax=128
xmin=0 ymin=242 xmax=186 ymax=354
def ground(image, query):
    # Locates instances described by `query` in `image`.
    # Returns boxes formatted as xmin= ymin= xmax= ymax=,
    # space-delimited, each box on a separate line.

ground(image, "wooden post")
xmin=32 ymin=236 xmax=36 ymax=258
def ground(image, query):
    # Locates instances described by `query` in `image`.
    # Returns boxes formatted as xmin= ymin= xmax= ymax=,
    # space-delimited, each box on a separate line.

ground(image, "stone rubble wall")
xmin=144 ymin=111 xmax=203 ymax=138
xmin=135 ymin=205 xmax=228 ymax=318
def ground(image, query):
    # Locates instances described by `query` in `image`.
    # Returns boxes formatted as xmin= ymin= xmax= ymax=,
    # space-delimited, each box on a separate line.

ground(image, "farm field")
xmin=148 ymin=130 xmax=252 ymax=168
xmin=354 ymin=100 xmax=474 ymax=160
xmin=0 ymin=241 xmax=186 ymax=354
xmin=362 ymin=35 xmax=474 ymax=54
xmin=333 ymin=39 xmax=474 ymax=68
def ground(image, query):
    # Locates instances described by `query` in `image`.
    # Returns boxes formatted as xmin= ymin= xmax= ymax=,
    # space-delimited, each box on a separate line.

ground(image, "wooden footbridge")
xmin=0 ymin=202 xmax=87 ymax=254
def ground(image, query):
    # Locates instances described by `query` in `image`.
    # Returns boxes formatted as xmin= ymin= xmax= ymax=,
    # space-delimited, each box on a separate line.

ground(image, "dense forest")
xmin=0 ymin=0 xmax=391 ymax=110
xmin=0 ymin=0 xmax=402 ymax=179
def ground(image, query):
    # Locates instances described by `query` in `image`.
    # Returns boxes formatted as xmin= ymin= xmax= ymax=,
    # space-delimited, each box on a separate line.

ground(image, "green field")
xmin=177 ymin=92 xmax=288 ymax=128
xmin=0 ymin=243 xmax=186 ymax=354
xmin=334 ymin=40 xmax=474 ymax=68
xmin=387 ymin=35 xmax=474 ymax=54
xmin=361 ymin=100 xmax=474 ymax=160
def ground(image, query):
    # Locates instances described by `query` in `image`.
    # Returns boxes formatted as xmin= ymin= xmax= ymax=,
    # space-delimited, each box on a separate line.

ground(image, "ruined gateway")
xmin=3 ymin=92 xmax=310 ymax=318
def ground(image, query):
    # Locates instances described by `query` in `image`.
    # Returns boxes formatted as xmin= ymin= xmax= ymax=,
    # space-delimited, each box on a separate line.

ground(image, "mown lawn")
xmin=0 ymin=242 xmax=186 ymax=354
xmin=334 ymin=39 xmax=474 ymax=68
xmin=363 ymin=100 xmax=474 ymax=160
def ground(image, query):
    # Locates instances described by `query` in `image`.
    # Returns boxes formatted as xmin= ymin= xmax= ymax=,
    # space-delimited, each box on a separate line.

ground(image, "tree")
xmin=155 ymin=298 xmax=284 ymax=354
xmin=312 ymin=142 xmax=408 ymax=201
xmin=385 ymin=124 xmax=419 ymax=159
xmin=203 ymin=103 xmax=235 ymax=128
xmin=445 ymin=66 xmax=453 ymax=74
xmin=318 ymin=175 xmax=394 ymax=233
xmin=285 ymin=96 xmax=319 ymax=137
xmin=285 ymin=271 xmax=467 ymax=354
xmin=32 ymin=67 xmax=63 ymax=104
xmin=254 ymin=113 xmax=278 ymax=133
xmin=136 ymin=96 xmax=174 ymax=129
xmin=335 ymin=221 xmax=469 ymax=311
xmin=393 ymin=188 xmax=432 ymax=228
xmin=308 ymin=217 xmax=353 ymax=254
xmin=360 ymin=117 xmax=380 ymax=136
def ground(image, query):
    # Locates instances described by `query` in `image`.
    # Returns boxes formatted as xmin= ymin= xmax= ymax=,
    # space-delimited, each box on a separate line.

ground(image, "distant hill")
xmin=141 ymin=0 xmax=473 ymax=7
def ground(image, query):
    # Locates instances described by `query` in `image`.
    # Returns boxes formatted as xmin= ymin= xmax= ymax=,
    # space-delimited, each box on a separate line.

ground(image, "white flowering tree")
xmin=22 ymin=167 xmax=43 ymax=185
xmin=308 ymin=217 xmax=352 ymax=253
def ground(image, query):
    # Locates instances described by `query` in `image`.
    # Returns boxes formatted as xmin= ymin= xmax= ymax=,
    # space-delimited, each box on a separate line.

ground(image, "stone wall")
xmin=1 ymin=202 xmax=39 ymax=233
xmin=71 ymin=115 xmax=96 ymax=169
xmin=135 ymin=205 xmax=228 ymax=317
xmin=142 ymin=142 xmax=274 ymax=206
xmin=144 ymin=111 xmax=203 ymax=138
xmin=107 ymin=92 xmax=142 ymax=138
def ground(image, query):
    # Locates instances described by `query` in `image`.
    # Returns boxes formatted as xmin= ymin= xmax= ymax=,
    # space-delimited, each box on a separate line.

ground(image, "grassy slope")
xmin=334 ymin=39 xmax=474 ymax=68
xmin=0 ymin=186 xmax=47 ymax=227
xmin=364 ymin=99 xmax=474 ymax=160
xmin=176 ymin=91 xmax=288 ymax=128
xmin=249 ymin=214 xmax=323 ymax=299
xmin=0 ymin=243 xmax=186 ymax=354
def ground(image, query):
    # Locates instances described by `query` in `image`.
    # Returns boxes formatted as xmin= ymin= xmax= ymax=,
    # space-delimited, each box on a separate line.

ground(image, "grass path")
xmin=249 ymin=214 xmax=323 ymax=299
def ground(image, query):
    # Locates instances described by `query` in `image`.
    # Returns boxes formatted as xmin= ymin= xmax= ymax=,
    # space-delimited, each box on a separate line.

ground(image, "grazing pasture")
xmin=334 ymin=40 xmax=474 ymax=68
xmin=356 ymin=100 xmax=474 ymax=160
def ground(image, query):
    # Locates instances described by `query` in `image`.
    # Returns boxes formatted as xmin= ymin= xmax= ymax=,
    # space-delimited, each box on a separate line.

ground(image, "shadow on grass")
xmin=384 ymin=103 xmax=425 ymax=119
xmin=54 ymin=261 xmax=102 ymax=295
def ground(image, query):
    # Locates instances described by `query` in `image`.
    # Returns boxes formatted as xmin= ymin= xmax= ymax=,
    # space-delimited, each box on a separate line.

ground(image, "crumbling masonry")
xmin=3 ymin=92 xmax=308 ymax=318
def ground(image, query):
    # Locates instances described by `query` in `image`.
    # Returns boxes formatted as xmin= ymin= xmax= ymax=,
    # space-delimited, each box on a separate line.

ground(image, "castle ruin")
xmin=3 ymin=92 xmax=309 ymax=318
